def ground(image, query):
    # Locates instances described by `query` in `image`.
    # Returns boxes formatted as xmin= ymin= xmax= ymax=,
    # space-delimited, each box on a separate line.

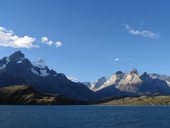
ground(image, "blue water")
xmin=0 ymin=106 xmax=169 ymax=128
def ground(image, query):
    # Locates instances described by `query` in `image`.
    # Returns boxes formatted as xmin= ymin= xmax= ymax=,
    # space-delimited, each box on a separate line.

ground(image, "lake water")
xmin=0 ymin=106 xmax=169 ymax=128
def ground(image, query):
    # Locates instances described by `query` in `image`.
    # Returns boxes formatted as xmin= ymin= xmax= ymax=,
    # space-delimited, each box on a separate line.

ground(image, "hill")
xmin=0 ymin=85 xmax=82 ymax=105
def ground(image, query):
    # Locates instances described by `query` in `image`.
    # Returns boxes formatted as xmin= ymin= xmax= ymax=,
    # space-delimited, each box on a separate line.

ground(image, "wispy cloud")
xmin=114 ymin=58 xmax=119 ymax=62
xmin=125 ymin=24 xmax=159 ymax=39
xmin=0 ymin=26 xmax=38 ymax=48
xmin=41 ymin=37 xmax=62 ymax=48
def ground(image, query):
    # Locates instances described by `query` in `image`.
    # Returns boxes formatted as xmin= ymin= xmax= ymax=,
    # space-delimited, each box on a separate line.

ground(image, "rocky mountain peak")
xmin=0 ymin=51 xmax=97 ymax=101
xmin=130 ymin=68 xmax=138 ymax=75
xmin=140 ymin=72 xmax=152 ymax=82
xmin=115 ymin=71 xmax=124 ymax=75
xmin=89 ymin=76 xmax=107 ymax=91
xmin=141 ymin=72 xmax=149 ymax=77
xmin=97 ymin=76 xmax=107 ymax=82
xmin=9 ymin=50 xmax=25 ymax=61
xmin=93 ymin=76 xmax=107 ymax=87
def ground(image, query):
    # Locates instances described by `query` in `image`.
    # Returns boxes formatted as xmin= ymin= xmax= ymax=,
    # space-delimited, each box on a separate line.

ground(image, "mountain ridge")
xmin=85 ymin=69 xmax=170 ymax=98
xmin=1 ymin=51 xmax=170 ymax=103
xmin=0 ymin=51 xmax=97 ymax=101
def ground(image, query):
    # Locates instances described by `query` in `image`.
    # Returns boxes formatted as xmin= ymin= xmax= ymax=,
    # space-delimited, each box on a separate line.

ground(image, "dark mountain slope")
xmin=0 ymin=51 xmax=97 ymax=101
xmin=0 ymin=85 xmax=81 ymax=105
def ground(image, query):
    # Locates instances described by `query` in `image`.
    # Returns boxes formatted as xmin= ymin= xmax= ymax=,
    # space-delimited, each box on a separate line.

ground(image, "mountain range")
xmin=0 ymin=51 xmax=97 ymax=101
xmin=85 ymin=69 xmax=170 ymax=98
xmin=1 ymin=51 xmax=170 ymax=104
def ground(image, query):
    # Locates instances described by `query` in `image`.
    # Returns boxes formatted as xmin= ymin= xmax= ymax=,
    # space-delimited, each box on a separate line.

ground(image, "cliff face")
xmin=93 ymin=69 xmax=170 ymax=98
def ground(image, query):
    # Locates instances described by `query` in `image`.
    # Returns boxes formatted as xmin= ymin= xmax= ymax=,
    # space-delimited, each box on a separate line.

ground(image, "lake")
xmin=0 ymin=106 xmax=169 ymax=128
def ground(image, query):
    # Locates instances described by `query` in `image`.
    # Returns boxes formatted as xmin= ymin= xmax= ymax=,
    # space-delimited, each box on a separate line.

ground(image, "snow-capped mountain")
xmin=149 ymin=73 xmax=170 ymax=86
xmin=0 ymin=51 xmax=61 ymax=78
xmin=91 ymin=69 xmax=170 ymax=98
xmin=0 ymin=51 xmax=97 ymax=101
xmin=31 ymin=59 xmax=51 ymax=77
xmin=1 ymin=51 xmax=170 ymax=101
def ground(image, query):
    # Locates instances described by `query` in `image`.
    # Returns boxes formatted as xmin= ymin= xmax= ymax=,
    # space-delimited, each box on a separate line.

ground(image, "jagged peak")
xmin=97 ymin=76 xmax=107 ymax=81
xmin=141 ymin=72 xmax=149 ymax=76
xmin=115 ymin=71 xmax=124 ymax=75
xmin=93 ymin=76 xmax=107 ymax=86
xmin=140 ymin=72 xmax=152 ymax=82
xmin=57 ymin=73 xmax=67 ymax=79
xmin=130 ymin=68 xmax=138 ymax=75
xmin=9 ymin=51 xmax=25 ymax=61
xmin=140 ymin=72 xmax=150 ymax=78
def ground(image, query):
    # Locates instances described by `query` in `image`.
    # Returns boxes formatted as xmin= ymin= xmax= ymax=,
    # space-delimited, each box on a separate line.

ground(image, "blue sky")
xmin=0 ymin=0 xmax=170 ymax=82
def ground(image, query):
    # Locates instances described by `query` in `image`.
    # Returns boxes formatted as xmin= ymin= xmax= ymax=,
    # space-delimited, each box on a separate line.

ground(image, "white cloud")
xmin=41 ymin=37 xmax=62 ymax=48
xmin=41 ymin=37 xmax=53 ymax=46
xmin=0 ymin=26 xmax=38 ymax=48
xmin=55 ymin=41 xmax=62 ymax=47
xmin=47 ymin=41 xmax=53 ymax=46
xmin=0 ymin=26 xmax=63 ymax=49
xmin=125 ymin=24 xmax=159 ymax=39
xmin=114 ymin=58 xmax=119 ymax=62
xmin=41 ymin=37 xmax=48 ymax=43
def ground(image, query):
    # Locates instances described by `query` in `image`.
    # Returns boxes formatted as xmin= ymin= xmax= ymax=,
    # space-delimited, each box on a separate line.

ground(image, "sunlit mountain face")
xmin=84 ymin=69 xmax=170 ymax=98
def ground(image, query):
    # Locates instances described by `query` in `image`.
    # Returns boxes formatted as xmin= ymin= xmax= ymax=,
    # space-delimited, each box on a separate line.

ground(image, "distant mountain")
xmin=82 ymin=82 xmax=92 ymax=88
xmin=83 ymin=77 xmax=107 ymax=91
xmin=149 ymin=73 xmax=170 ymax=86
xmin=0 ymin=51 xmax=97 ymax=101
xmin=90 ymin=69 xmax=170 ymax=98
xmin=1 ymin=51 xmax=170 ymax=102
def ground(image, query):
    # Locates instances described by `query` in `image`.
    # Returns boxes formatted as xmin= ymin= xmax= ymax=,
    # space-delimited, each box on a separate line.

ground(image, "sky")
xmin=0 ymin=0 xmax=170 ymax=82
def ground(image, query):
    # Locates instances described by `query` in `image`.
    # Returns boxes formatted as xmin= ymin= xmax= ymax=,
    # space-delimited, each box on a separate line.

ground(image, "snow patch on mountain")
xmin=165 ymin=81 xmax=170 ymax=86
xmin=149 ymin=73 xmax=170 ymax=87
xmin=30 ymin=59 xmax=50 ymax=77
xmin=0 ymin=64 xmax=6 ymax=70
xmin=31 ymin=59 xmax=47 ymax=69
xmin=31 ymin=68 xmax=49 ymax=77
xmin=17 ymin=60 xmax=23 ymax=64
xmin=0 ymin=56 xmax=10 ymax=70
xmin=40 ymin=69 xmax=49 ymax=77
xmin=31 ymin=68 xmax=39 ymax=76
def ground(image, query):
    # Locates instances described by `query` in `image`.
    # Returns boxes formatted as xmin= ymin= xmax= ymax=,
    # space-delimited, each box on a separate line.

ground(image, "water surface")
xmin=0 ymin=106 xmax=169 ymax=128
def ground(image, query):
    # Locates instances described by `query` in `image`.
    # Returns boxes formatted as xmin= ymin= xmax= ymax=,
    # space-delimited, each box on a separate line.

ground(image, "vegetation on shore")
xmin=1 ymin=85 xmax=170 ymax=105
xmin=94 ymin=96 xmax=170 ymax=105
